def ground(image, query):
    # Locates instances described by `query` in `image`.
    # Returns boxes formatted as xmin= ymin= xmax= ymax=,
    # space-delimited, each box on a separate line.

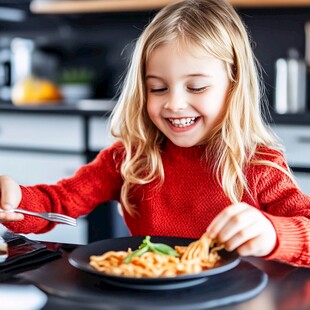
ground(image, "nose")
xmin=164 ymin=89 xmax=188 ymax=112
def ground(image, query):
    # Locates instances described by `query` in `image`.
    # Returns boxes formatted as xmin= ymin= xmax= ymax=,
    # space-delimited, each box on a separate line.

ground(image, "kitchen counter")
xmin=270 ymin=111 xmax=310 ymax=125
xmin=0 ymin=100 xmax=115 ymax=116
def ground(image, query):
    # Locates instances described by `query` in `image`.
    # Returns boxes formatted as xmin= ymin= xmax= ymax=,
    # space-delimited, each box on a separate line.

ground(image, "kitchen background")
xmin=0 ymin=1 xmax=309 ymax=106
xmin=0 ymin=0 xmax=310 ymax=244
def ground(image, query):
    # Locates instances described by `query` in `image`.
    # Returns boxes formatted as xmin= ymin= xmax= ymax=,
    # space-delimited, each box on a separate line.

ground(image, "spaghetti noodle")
xmin=89 ymin=234 xmax=224 ymax=278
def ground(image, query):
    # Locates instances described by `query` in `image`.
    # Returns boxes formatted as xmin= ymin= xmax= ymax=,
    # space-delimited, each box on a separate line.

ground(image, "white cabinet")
xmin=0 ymin=150 xmax=85 ymax=185
xmin=294 ymin=172 xmax=310 ymax=195
xmin=271 ymin=125 xmax=310 ymax=168
xmin=271 ymin=124 xmax=310 ymax=195
xmin=88 ymin=116 xmax=114 ymax=151
xmin=0 ymin=112 xmax=88 ymax=244
xmin=0 ymin=113 xmax=85 ymax=151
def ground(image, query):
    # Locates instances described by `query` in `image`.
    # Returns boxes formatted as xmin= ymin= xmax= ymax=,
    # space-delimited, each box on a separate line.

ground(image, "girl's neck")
xmin=162 ymin=139 xmax=207 ymax=157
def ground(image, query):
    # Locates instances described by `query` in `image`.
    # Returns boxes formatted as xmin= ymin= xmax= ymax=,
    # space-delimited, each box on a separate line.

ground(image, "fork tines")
xmin=47 ymin=213 xmax=77 ymax=226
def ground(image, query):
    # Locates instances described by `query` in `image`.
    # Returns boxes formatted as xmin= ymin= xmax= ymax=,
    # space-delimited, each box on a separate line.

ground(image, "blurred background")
xmin=0 ymin=0 xmax=308 ymax=108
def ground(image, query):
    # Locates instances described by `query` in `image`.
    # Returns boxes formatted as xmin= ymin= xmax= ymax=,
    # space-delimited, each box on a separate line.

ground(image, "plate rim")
xmin=68 ymin=236 xmax=240 ymax=283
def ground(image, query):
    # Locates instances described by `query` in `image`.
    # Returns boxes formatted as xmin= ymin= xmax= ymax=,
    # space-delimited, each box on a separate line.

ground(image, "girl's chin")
xmin=168 ymin=138 xmax=202 ymax=148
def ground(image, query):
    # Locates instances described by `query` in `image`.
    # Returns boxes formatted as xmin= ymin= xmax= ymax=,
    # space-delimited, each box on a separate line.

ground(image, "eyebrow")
xmin=145 ymin=73 xmax=212 ymax=80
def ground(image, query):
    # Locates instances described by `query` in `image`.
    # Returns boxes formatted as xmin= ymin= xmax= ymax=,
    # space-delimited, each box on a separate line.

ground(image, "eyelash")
xmin=149 ymin=86 xmax=208 ymax=94
xmin=150 ymin=88 xmax=167 ymax=93
xmin=187 ymin=86 xmax=207 ymax=93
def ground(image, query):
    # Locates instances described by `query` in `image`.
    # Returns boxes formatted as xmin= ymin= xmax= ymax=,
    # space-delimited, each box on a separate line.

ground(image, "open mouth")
xmin=168 ymin=117 xmax=200 ymax=128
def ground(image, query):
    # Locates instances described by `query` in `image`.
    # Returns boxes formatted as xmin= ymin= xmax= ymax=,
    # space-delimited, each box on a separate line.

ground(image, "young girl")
xmin=0 ymin=0 xmax=309 ymax=267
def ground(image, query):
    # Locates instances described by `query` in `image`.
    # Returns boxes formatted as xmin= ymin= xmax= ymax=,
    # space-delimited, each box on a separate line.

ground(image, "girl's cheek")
xmin=146 ymin=104 xmax=157 ymax=121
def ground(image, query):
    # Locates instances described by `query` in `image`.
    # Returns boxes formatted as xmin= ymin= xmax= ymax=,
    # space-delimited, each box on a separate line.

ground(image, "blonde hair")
xmin=111 ymin=0 xmax=291 ymax=215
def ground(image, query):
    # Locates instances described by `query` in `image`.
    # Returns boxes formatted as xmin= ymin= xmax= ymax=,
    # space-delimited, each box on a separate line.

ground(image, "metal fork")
xmin=1 ymin=209 xmax=77 ymax=226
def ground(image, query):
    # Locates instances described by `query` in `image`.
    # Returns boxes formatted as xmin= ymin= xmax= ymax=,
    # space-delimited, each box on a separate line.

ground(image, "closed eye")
xmin=150 ymin=88 xmax=167 ymax=93
xmin=187 ymin=86 xmax=208 ymax=93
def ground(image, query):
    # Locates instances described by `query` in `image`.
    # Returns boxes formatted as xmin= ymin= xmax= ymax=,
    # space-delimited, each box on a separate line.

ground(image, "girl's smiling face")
xmin=145 ymin=42 xmax=230 ymax=147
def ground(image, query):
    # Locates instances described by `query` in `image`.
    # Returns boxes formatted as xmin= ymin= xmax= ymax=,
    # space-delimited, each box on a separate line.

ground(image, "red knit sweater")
xmin=5 ymin=140 xmax=310 ymax=267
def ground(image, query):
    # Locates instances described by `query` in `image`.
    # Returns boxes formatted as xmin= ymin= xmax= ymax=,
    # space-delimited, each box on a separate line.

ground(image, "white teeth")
xmin=168 ymin=117 xmax=197 ymax=128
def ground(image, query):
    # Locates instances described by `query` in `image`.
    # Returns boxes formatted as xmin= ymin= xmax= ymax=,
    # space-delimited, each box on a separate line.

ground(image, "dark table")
xmin=3 ymin=241 xmax=308 ymax=310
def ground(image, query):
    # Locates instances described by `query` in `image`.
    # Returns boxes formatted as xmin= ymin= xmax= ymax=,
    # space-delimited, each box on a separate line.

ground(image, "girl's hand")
xmin=0 ymin=176 xmax=24 ymax=222
xmin=206 ymin=203 xmax=277 ymax=257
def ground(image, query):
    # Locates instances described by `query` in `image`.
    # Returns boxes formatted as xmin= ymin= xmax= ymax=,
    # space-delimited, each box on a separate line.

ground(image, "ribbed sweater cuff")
xmin=262 ymin=212 xmax=309 ymax=267
xmin=3 ymin=186 xmax=55 ymax=234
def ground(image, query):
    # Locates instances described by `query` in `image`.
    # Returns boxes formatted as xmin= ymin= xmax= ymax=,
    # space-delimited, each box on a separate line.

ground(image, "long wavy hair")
xmin=111 ymin=0 xmax=292 ymax=215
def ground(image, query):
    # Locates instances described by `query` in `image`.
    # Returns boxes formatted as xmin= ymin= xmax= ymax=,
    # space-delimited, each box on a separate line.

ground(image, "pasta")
xmin=89 ymin=234 xmax=224 ymax=278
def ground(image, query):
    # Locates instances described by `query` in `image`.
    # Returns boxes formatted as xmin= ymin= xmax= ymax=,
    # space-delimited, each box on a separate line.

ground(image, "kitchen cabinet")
xmin=0 ymin=150 xmax=85 ymax=186
xmin=271 ymin=125 xmax=310 ymax=168
xmin=30 ymin=0 xmax=310 ymax=14
xmin=0 ymin=112 xmax=87 ymax=185
xmin=294 ymin=172 xmax=310 ymax=194
xmin=0 ymin=112 xmax=89 ymax=244
xmin=271 ymin=124 xmax=310 ymax=195
xmin=0 ymin=113 xmax=85 ymax=151
xmin=0 ymin=107 xmax=130 ymax=244
xmin=88 ymin=116 xmax=114 ymax=152
xmin=0 ymin=102 xmax=130 ymax=244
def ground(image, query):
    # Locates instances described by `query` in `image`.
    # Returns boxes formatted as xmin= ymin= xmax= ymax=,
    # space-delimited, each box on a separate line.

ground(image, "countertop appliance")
xmin=0 ymin=47 xmax=11 ymax=101
xmin=274 ymin=48 xmax=307 ymax=114
xmin=0 ymin=38 xmax=59 ymax=102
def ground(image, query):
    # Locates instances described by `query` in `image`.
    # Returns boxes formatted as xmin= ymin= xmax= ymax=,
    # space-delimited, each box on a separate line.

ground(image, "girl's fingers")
xmin=224 ymin=222 xmax=262 ymax=252
xmin=0 ymin=176 xmax=21 ymax=210
xmin=236 ymin=235 xmax=275 ymax=257
xmin=0 ymin=211 xmax=24 ymax=222
xmin=0 ymin=176 xmax=23 ymax=223
xmin=216 ymin=208 xmax=257 ymax=243
xmin=206 ymin=203 xmax=249 ymax=239
xmin=207 ymin=203 xmax=277 ymax=257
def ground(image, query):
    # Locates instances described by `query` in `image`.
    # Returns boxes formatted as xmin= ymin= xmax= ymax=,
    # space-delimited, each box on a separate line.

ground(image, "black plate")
xmin=68 ymin=236 xmax=240 ymax=289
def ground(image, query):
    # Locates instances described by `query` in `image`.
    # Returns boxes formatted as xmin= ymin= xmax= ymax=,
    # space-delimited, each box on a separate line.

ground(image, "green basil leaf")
xmin=124 ymin=236 xmax=180 ymax=263
xmin=144 ymin=236 xmax=151 ymax=243
xmin=140 ymin=236 xmax=151 ymax=247
xmin=151 ymin=243 xmax=179 ymax=256
xmin=139 ymin=242 xmax=148 ymax=249
xmin=151 ymin=247 xmax=168 ymax=255
xmin=124 ymin=245 xmax=149 ymax=263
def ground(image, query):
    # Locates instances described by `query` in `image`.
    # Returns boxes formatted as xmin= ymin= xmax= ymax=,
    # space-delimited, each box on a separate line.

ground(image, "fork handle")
xmin=0 ymin=209 xmax=46 ymax=221
xmin=12 ymin=209 xmax=43 ymax=218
